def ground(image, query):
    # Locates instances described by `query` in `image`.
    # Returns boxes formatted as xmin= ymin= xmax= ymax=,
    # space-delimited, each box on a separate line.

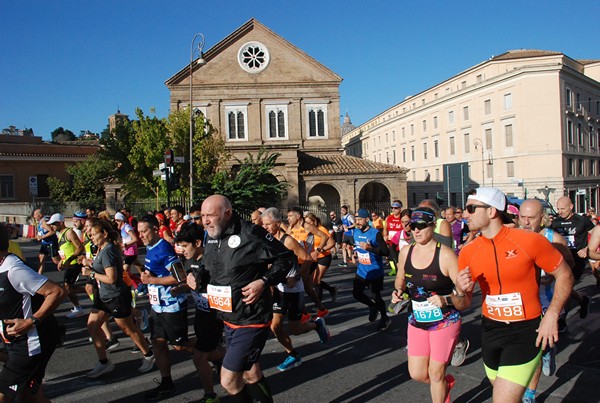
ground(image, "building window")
xmin=566 ymin=88 xmax=572 ymax=107
xmin=0 ymin=175 xmax=14 ymax=199
xmin=36 ymin=174 xmax=50 ymax=198
xmin=265 ymin=105 xmax=288 ymax=139
xmin=402 ymin=127 xmax=406 ymax=138
xmin=435 ymin=168 xmax=440 ymax=181
xmin=402 ymin=148 xmax=406 ymax=163
xmin=484 ymin=99 xmax=491 ymax=115
xmin=433 ymin=116 xmax=438 ymax=129
xmin=448 ymin=110 xmax=455 ymax=125
xmin=306 ymin=104 xmax=328 ymax=138
xmin=505 ymin=124 xmax=513 ymax=147
xmin=590 ymin=126 xmax=595 ymax=148
xmin=386 ymin=133 xmax=389 ymax=143
xmin=485 ymin=128 xmax=492 ymax=150
xmin=463 ymin=106 xmax=469 ymax=121
xmin=577 ymin=123 xmax=584 ymax=146
xmin=434 ymin=140 xmax=439 ymax=158
xmin=238 ymin=41 xmax=270 ymax=74
xmin=578 ymin=159 xmax=584 ymax=176
xmin=567 ymin=120 xmax=574 ymax=144
xmin=568 ymin=159 xmax=574 ymax=176
xmin=464 ymin=133 xmax=470 ymax=153
xmin=411 ymin=145 xmax=415 ymax=161
xmin=393 ymin=150 xmax=396 ymax=164
xmin=423 ymin=142 xmax=428 ymax=159
xmin=590 ymin=160 xmax=596 ymax=176
xmin=410 ymin=124 xmax=414 ymax=136
xmin=507 ymin=161 xmax=515 ymax=177
xmin=225 ymin=105 xmax=248 ymax=140
xmin=576 ymin=93 xmax=581 ymax=110
xmin=422 ymin=120 xmax=427 ymax=132
xmin=392 ymin=130 xmax=396 ymax=142
xmin=504 ymin=93 xmax=513 ymax=110
xmin=487 ymin=163 xmax=493 ymax=178
xmin=449 ymin=137 xmax=455 ymax=155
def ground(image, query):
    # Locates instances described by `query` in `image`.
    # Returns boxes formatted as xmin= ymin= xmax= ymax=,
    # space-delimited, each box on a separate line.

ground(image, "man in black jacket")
xmin=201 ymin=195 xmax=293 ymax=403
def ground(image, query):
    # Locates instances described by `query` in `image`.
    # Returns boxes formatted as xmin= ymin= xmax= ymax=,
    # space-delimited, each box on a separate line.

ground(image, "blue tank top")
xmin=37 ymin=221 xmax=57 ymax=245
xmin=341 ymin=214 xmax=354 ymax=236
xmin=353 ymin=226 xmax=384 ymax=279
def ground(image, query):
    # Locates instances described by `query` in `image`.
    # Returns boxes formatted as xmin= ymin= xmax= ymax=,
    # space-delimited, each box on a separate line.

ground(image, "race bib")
xmin=58 ymin=250 xmax=66 ymax=260
xmin=357 ymin=251 xmax=372 ymax=265
xmin=565 ymin=235 xmax=576 ymax=249
xmin=148 ymin=286 xmax=160 ymax=305
xmin=412 ymin=300 xmax=443 ymax=323
xmin=207 ymin=284 xmax=233 ymax=313
xmin=192 ymin=291 xmax=210 ymax=312
xmin=486 ymin=292 xmax=525 ymax=321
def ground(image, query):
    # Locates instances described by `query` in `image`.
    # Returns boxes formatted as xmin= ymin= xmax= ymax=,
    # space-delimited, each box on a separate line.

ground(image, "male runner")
xmin=383 ymin=200 xmax=403 ymax=276
xmin=455 ymin=187 xmax=574 ymax=402
xmin=32 ymin=209 xmax=58 ymax=274
xmin=327 ymin=210 xmax=343 ymax=259
xmin=201 ymin=195 xmax=292 ymax=402
xmin=339 ymin=205 xmax=355 ymax=267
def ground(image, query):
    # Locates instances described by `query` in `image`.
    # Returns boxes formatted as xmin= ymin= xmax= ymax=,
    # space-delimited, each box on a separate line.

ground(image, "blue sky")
xmin=2 ymin=1 xmax=599 ymax=140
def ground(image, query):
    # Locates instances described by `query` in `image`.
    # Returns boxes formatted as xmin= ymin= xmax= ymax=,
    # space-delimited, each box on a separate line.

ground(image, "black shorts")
xmin=572 ymin=255 xmax=587 ymax=280
xmin=272 ymin=289 xmax=304 ymax=321
xmin=124 ymin=255 xmax=138 ymax=266
xmin=39 ymin=242 xmax=59 ymax=258
xmin=93 ymin=290 xmax=133 ymax=319
xmin=0 ymin=318 xmax=59 ymax=399
xmin=317 ymin=254 xmax=333 ymax=268
xmin=149 ymin=308 xmax=189 ymax=347
xmin=194 ymin=309 xmax=224 ymax=353
xmin=223 ymin=325 xmax=269 ymax=372
xmin=342 ymin=235 xmax=354 ymax=245
xmin=481 ymin=316 xmax=541 ymax=370
xmin=333 ymin=232 xmax=343 ymax=244
xmin=63 ymin=263 xmax=82 ymax=285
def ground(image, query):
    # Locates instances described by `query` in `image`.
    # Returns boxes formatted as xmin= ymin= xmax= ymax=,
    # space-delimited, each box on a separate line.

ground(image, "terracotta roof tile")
xmin=299 ymin=152 xmax=407 ymax=176
xmin=491 ymin=49 xmax=562 ymax=61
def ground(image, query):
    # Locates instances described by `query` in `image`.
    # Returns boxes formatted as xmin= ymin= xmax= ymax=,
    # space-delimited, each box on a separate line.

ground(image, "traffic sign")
xmin=174 ymin=156 xmax=185 ymax=163
xmin=28 ymin=176 xmax=38 ymax=196
xmin=152 ymin=170 xmax=163 ymax=177
xmin=165 ymin=150 xmax=174 ymax=165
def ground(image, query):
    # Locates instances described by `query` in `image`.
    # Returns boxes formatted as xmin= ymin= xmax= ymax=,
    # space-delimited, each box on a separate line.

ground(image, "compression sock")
xmin=230 ymin=385 xmax=253 ymax=403
xmin=524 ymin=388 xmax=536 ymax=400
xmin=247 ymin=375 xmax=274 ymax=403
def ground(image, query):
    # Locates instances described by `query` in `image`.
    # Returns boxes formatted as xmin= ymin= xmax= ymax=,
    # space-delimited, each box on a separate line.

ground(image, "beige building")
xmin=343 ymin=50 xmax=600 ymax=212
xmin=166 ymin=19 xmax=407 ymax=213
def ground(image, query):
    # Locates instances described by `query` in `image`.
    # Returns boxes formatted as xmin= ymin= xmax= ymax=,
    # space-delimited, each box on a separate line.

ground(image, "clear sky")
xmin=2 ymin=0 xmax=599 ymax=140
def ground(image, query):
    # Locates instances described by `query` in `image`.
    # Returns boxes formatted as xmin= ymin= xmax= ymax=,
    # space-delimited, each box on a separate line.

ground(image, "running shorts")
xmin=272 ymin=289 xmax=304 ymax=321
xmin=222 ymin=325 xmax=269 ymax=372
xmin=149 ymin=309 xmax=189 ymax=347
xmin=407 ymin=320 xmax=461 ymax=363
xmin=333 ymin=232 xmax=343 ymax=244
xmin=342 ymin=235 xmax=354 ymax=245
xmin=63 ymin=263 xmax=82 ymax=285
xmin=93 ymin=290 xmax=133 ymax=319
xmin=194 ymin=309 xmax=224 ymax=353
xmin=39 ymin=242 xmax=59 ymax=258
xmin=317 ymin=254 xmax=333 ymax=268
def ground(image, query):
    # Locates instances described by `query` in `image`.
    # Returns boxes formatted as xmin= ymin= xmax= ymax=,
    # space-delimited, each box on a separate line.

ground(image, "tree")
xmin=211 ymin=148 xmax=288 ymax=212
xmin=51 ymin=127 xmax=76 ymax=142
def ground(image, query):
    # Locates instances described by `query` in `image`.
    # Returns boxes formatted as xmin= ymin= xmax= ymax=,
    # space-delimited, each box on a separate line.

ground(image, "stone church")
xmin=165 ymin=19 xmax=407 ymax=213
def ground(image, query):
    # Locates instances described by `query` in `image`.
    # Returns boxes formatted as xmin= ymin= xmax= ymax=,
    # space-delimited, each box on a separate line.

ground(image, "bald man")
xmin=550 ymin=196 xmax=595 ymax=319
xmin=201 ymin=195 xmax=293 ymax=402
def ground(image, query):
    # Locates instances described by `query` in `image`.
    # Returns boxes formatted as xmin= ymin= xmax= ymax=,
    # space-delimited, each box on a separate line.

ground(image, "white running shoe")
xmin=66 ymin=306 xmax=86 ymax=319
xmin=86 ymin=360 xmax=115 ymax=378
xmin=138 ymin=355 xmax=156 ymax=373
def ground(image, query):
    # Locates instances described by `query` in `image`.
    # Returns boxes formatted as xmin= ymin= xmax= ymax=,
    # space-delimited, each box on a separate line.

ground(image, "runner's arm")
xmin=392 ymin=245 xmax=409 ymax=301
xmin=588 ymin=226 xmax=600 ymax=260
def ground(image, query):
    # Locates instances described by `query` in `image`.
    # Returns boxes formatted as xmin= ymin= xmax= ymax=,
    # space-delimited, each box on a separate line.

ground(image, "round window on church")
xmin=238 ymin=41 xmax=270 ymax=73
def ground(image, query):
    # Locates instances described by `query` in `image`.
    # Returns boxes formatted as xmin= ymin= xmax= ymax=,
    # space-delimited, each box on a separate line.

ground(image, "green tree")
xmin=51 ymin=127 xmax=76 ymax=141
xmin=211 ymin=148 xmax=288 ymax=212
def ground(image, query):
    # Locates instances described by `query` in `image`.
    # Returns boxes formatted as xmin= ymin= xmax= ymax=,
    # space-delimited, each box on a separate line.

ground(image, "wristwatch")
xmin=452 ymin=287 xmax=465 ymax=298
xmin=90 ymin=272 xmax=96 ymax=280
xmin=31 ymin=316 xmax=41 ymax=327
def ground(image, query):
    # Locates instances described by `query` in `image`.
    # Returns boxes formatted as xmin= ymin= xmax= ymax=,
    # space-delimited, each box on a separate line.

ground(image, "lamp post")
xmin=473 ymin=138 xmax=485 ymax=186
xmin=189 ymin=33 xmax=206 ymax=204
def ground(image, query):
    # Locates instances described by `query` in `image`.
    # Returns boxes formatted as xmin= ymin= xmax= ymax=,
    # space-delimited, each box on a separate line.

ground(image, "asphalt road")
xmin=11 ymin=240 xmax=600 ymax=402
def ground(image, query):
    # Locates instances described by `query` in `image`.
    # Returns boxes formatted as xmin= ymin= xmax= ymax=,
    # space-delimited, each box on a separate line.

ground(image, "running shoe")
xmin=541 ymin=345 xmax=556 ymax=376
xmin=145 ymin=378 xmax=177 ymax=401
xmin=521 ymin=396 xmax=535 ymax=403
xmin=579 ymin=295 xmax=590 ymax=319
xmin=136 ymin=283 xmax=148 ymax=296
xmin=368 ymin=305 xmax=379 ymax=322
xmin=66 ymin=306 xmax=86 ymax=319
xmin=106 ymin=338 xmax=120 ymax=351
xmin=300 ymin=312 xmax=312 ymax=323
xmin=199 ymin=394 xmax=219 ymax=403
xmin=138 ymin=354 xmax=156 ymax=373
xmin=338 ymin=262 xmax=348 ymax=267
xmin=445 ymin=374 xmax=455 ymax=403
xmin=388 ymin=269 xmax=397 ymax=276
xmin=86 ymin=360 xmax=115 ymax=378
xmin=377 ymin=316 xmax=391 ymax=331
xmin=330 ymin=286 xmax=338 ymax=303
xmin=317 ymin=308 xmax=329 ymax=318
xmin=132 ymin=337 xmax=151 ymax=354
xmin=277 ymin=354 xmax=302 ymax=371
xmin=315 ymin=317 xmax=330 ymax=344
xmin=450 ymin=338 xmax=470 ymax=367
xmin=140 ymin=308 xmax=150 ymax=332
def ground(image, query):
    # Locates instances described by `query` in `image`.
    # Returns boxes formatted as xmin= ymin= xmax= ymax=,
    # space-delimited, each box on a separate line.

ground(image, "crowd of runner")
xmin=0 ymin=188 xmax=597 ymax=402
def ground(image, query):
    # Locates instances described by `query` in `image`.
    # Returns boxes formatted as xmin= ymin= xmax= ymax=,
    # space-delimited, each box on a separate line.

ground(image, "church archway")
xmin=358 ymin=181 xmax=391 ymax=216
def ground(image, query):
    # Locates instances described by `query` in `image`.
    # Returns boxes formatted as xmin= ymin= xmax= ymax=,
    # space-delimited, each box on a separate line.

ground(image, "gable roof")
xmin=165 ymin=18 xmax=342 ymax=86
xmin=490 ymin=49 xmax=562 ymax=61
xmin=299 ymin=152 xmax=408 ymax=176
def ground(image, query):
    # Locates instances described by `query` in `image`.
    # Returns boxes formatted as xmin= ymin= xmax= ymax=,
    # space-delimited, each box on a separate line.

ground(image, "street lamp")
xmin=473 ymin=138 xmax=485 ymax=186
xmin=189 ymin=33 xmax=206 ymax=204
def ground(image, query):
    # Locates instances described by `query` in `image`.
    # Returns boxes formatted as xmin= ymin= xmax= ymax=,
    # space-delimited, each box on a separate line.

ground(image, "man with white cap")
xmin=47 ymin=213 xmax=86 ymax=318
xmin=454 ymin=187 xmax=574 ymax=403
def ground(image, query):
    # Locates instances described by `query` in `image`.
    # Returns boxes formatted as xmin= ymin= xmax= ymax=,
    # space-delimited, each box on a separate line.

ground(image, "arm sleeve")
xmin=372 ymin=231 xmax=390 ymax=256
xmin=8 ymin=258 xmax=48 ymax=296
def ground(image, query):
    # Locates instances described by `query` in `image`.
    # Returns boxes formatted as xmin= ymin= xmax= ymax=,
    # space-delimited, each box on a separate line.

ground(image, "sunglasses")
xmin=408 ymin=222 xmax=432 ymax=231
xmin=190 ymin=216 xmax=201 ymax=220
xmin=464 ymin=204 xmax=490 ymax=214
xmin=391 ymin=207 xmax=401 ymax=209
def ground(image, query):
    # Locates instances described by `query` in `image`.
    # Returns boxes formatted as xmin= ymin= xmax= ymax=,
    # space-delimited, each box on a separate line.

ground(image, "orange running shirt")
xmin=458 ymin=226 xmax=563 ymax=321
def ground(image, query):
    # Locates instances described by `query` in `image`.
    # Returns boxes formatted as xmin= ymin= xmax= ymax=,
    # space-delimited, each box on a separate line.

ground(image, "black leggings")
xmin=352 ymin=275 xmax=386 ymax=316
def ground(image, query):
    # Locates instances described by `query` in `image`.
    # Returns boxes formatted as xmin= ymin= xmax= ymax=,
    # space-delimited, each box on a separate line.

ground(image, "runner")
xmin=261 ymin=208 xmax=330 ymax=372
xmin=384 ymin=200 xmax=404 ymax=276
xmin=47 ymin=213 xmax=86 ymax=319
xmin=391 ymin=207 xmax=466 ymax=403
xmin=32 ymin=209 xmax=58 ymax=275
xmin=588 ymin=225 xmax=600 ymax=289
xmin=304 ymin=212 xmax=338 ymax=303
xmin=455 ymin=187 xmax=574 ymax=402
xmin=551 ymin=196 xmax=595 ymax=318
xmin=155 ymin=212 xmax=174 ymax=243
xmin=338 ymin=205 xmax=355 ymax=267
xmin=327 ymin=210 xmax=344 ymax=259
xmin=201 ymin=195 xmax=293 ymax=402
xmin=174 ymin=222 xmax=224 ymax=403
xmin=390 ymin=209 xmax=414 ymax=251
xmin=444 ymin=206 xmax=472 ymax=255
xmin=138 ymin=215 xmax=189 ymax=400
xmin=352 ymin=208 xmax=391 ymax=331
xmin=286 ymin=207 xmax=330 ymax=317
xmin=115 ymin=212 xmax=141 ymax=276
xmin=371 ymin=211 xmax=384 ymax=232
xmin=419 ymin=200 xmax=453 ymax=248
xmin=81 ymin=219 xmax=154 ymax=378
xmin=0 ymin=223 xmax=66 ymax=403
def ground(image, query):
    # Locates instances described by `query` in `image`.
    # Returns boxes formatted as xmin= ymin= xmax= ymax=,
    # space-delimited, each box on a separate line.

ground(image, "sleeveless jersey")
xmin=37 ymin=220 xmax=57 ymax=245
xmin=353 ymin=226 xmax=385 ymax=280
xmin=289 ymin=222 xmax=310 ymax=263
xmin=341 ymin=214 xmax=354 ymax=236
xmin=404 ymin=243 xmax=460 ymax=330
xmin=276 ymin=233 xmax=304 ymax=293
xmin=57 ymin=228 xmax=76 ymax=263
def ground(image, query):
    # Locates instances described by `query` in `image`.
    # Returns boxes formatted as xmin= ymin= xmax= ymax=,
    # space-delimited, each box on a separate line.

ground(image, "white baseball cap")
xmin=467 ymin=187 xmax=506 ymax=211
xmin=114 ymin=212 xmax=126 ymax=222
xmin=47 ymin=213 xmax=65 ymax=225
